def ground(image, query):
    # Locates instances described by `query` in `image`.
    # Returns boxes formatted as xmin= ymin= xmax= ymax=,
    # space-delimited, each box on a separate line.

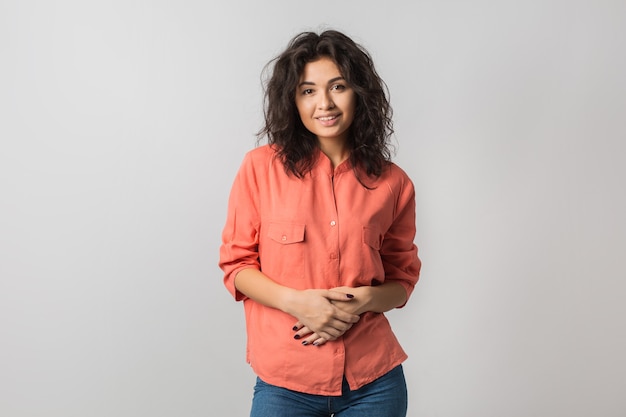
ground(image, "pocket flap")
xmin=267 ymin=222 xmax=306 ymax=244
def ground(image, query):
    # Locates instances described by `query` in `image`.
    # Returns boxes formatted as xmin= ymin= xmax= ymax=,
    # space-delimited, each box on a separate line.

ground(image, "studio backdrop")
xmin=1 ymin=1 xmax=624 ymax=416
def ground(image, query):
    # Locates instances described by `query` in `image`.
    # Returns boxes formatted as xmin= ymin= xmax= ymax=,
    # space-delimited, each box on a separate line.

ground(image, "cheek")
xmin=295 ymin=100 xmax=309 ymax=118
xmin=342 ymin=95 xmax=356 ymax=115
xmin=344 ymin=100 xmax=356 ymax=123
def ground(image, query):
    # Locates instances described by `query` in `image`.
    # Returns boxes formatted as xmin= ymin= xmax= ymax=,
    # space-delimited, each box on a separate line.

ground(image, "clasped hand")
xmin=289 ymin=286 xmax=368 ymax=347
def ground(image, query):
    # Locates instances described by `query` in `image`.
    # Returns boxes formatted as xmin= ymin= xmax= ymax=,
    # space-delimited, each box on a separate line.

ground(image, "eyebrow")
xmin=298 ymin=76 xmax=345 ymax=87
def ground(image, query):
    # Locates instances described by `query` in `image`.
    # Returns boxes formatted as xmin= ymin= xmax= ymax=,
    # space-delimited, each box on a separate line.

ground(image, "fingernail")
xmin=312 ymin=341 xmax=320 ymax=346
xmin=292 ymin=326 xmax=298 ymax=331
xmin=302 ymin=341 xmax=308 ymax=345
xmin=346 ymin=294 xmax=354 ymax=298
xmin=294 ymin=334 xmax=301 ymax=340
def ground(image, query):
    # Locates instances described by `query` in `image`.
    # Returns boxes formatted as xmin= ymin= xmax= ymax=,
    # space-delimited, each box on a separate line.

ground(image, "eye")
xmin=330 ymin=84 xmax=346 ymax=91
xmin=301 ymin=88 xmax=314 ymax=95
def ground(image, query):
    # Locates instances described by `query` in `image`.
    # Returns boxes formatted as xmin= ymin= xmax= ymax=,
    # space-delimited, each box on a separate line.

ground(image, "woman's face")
xmin=294 ymin=57 xmax=355 ymax=145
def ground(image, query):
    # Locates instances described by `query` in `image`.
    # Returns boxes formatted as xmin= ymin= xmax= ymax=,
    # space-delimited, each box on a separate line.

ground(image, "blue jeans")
xmin=250 ymin=365 xmax=407 ymax=417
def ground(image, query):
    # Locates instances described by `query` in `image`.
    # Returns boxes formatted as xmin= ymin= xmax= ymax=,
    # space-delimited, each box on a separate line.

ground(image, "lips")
xmin=316 ymin=114 xmax=340 ymax=126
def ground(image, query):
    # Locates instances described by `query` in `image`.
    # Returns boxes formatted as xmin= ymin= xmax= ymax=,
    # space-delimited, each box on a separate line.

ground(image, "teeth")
xmin=319 ymin=116 xmax=336 ymax=121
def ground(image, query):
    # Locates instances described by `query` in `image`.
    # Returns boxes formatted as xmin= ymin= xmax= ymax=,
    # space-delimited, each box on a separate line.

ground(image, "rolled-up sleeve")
xmin=381 ymin=174 xmax=421 ymax=307
xmin=219 ymin=152 xmax=261 ymax=301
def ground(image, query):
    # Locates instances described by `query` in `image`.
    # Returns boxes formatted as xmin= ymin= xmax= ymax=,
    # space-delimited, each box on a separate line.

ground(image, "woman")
xmin=219 ymin=29 xmax=421 ymax=417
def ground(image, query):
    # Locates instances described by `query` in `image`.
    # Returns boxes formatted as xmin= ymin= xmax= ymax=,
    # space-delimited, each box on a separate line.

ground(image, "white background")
xmin=1 ymin=1 xmax=625 ymax=416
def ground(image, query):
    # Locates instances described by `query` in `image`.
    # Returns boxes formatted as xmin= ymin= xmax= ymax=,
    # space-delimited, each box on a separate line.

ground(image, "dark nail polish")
xmin=294 ymin=334 xmax=301 ymax=340
xmin=301 ymin=341 xmax=308 ymax=345
xmin=292 ymin=325 xmax=298 ymax=331
xmin=346 ymin=294 xmax=354 ymax=298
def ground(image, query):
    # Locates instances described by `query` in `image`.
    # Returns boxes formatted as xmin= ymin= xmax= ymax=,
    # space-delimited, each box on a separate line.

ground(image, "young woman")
xmin=219 ymin=29 xmax=421 ymax=417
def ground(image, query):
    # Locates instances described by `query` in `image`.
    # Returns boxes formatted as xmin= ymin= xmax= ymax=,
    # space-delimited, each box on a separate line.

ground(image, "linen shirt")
xmin=219 ymin=145 xmax=421 ymax=395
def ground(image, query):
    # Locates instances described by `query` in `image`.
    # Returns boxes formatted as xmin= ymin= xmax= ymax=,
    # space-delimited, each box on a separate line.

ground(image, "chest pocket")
xmin=362 ymin=226 xmax=383 ymax=250
xmin=261 ymin=221 xmax=306 ymax=281
xmin=267 ymin=222 xmax=305 ymax=244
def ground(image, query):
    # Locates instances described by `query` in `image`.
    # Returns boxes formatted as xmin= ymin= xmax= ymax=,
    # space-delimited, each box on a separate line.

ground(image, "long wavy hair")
xmin=257 ymin=30 xmax=394 ymax=181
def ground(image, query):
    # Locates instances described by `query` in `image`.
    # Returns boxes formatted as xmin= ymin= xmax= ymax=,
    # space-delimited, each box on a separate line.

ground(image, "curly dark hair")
xmin=257 ymin=30 xmax=394 ymax=181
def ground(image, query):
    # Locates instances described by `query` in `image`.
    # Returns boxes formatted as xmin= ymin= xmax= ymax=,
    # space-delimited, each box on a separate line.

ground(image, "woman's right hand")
xmin=285 ymin=289 xmax=360 ymax=342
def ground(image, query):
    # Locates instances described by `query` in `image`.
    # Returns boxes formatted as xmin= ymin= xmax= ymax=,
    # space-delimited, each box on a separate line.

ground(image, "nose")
xmin=318 ymin=90 xmax=335 ymax=110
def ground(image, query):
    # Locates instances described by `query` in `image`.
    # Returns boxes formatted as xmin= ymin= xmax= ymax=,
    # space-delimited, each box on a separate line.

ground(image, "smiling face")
xmin=294 ymin=57 xmax=356 ymax=147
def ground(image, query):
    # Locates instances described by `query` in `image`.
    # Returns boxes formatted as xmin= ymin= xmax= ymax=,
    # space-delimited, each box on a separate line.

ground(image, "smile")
xmin=317 ymin=115 xmax=338 ymax=121
xmin=316 ymin=115 xmax=341 ymax=127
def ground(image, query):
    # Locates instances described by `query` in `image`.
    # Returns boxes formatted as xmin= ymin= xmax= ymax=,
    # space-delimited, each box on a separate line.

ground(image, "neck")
xmin=318 ymin=138 xmax=349 ymax=169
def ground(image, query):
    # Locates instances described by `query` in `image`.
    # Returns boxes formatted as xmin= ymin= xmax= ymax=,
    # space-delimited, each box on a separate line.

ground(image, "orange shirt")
xmin=219 ymin=145 xmax=421 ymax=395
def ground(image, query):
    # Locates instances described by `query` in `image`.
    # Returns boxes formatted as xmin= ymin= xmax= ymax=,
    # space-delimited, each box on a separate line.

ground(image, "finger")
xmin=315 ymin=318 xmax=353 ymax=335
xmin=313 ymin=328 xmax=340 ymax=342
xmin=294 ymin=318 xmax=352 ymax=340
xmin=300 ymin=333 xmax=319 ymax=346
xmin=301 ymin=332 xmax=334 ymax=345
xmin=292 ymin=321 xmax=304 ymax=331
xmin=300 ymin=334 xmax=329 ymax=347
xmin=330 ymin=318 xmax=354 ymax=332
xmin=332 ymin=307 xmax=360 ymax=324
xmin=293 ymin=326 xmax=314 ymax=340
xmin=325 ymin=291 xmax=355 ymax=302
xmin=312 ymin=337 xmax=327 ymax=347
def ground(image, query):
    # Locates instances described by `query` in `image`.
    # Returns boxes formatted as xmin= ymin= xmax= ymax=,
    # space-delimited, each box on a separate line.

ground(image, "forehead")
xmin=299 ymin=57 xmax=343 ymax=81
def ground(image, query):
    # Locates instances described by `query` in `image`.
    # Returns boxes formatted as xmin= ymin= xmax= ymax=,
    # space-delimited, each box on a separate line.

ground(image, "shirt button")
xmin=330 ymin=220 xmax=336 ymax=226
xmin=281 ymin=235 xmax=287 ymax=241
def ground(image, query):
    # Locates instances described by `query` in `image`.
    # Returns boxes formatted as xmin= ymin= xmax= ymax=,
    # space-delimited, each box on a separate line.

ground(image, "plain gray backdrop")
xmin=1 ymin=1 xmax=625 ymax=416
